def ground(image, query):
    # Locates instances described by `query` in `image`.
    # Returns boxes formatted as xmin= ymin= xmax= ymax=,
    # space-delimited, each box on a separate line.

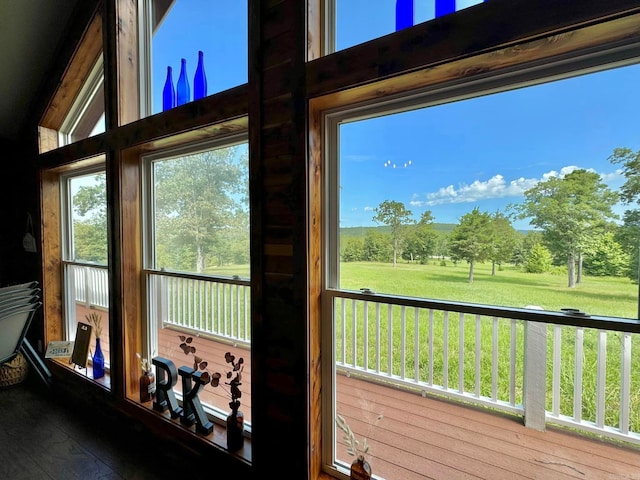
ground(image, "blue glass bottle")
xmin=93 ymin=337 xmax=105 ymax=379
xmin=193 ymin=51 xmax=207 ymax=100
xmin=435 ymin=0 xmax=456 ymax=18
xmin=177 ymin=58 xmax=190 ymax=106
xmin=162 ymin=66 xmax=176 ymax=111
xmin=395 ymin=0 xmax=413 ymax=31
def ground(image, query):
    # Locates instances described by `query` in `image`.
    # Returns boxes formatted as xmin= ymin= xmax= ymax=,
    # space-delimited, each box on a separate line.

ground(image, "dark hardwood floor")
xmin=0 ymin=373 xmax=219 ymax=480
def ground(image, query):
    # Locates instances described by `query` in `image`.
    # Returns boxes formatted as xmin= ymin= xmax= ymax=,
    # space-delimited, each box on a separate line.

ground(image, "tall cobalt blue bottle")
xmin=435 ymin=0 xmax=456 ymax=18
xmin=177 ymin=58 xmax=190 ymax=106
xmin=92 ymin=338 xmax=105 ymax=379
xmin=395 ymin=0 xmax=413 ymax=31
xmin=162 ymin=66 xmax=176 ymax=111
xmin=193 ymin=50 xmax=207 ymax=100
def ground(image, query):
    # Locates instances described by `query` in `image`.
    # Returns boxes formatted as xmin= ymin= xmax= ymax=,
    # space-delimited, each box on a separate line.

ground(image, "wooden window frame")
xmin=58 ymin=56 xmax=106 ymax=145
xmin=41 ymin=156 xmax=107 ymax=351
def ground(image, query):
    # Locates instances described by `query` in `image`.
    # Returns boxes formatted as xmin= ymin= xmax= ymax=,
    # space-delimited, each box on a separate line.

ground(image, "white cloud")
xmin=410 ymin=166 xmax=623 ymax=207
xmin=601 ymin=169 xmax=624 ymax=182
xmin=364 ymin=206 xmax=375 ymax=212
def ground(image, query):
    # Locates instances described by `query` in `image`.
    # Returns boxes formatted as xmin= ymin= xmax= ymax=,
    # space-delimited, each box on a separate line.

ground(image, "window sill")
xmin=129 ymin=395 xmax=252 ymax=464
xmin=48 ymin=357 xmax=251 ymax=465
xmin=49 ymin=356 xmax=111 ymax=389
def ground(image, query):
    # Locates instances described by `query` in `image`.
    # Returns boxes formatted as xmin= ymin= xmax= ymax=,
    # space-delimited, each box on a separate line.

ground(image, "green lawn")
xmin=339 ymin=261 xmax=638 ymax=319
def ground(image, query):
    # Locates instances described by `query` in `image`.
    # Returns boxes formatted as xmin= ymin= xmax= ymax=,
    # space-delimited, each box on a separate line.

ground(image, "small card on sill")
xmin=45 ymin=340 xmax=74 ymax=358
xmin=71 ymin=322 xmax=93 ymax=368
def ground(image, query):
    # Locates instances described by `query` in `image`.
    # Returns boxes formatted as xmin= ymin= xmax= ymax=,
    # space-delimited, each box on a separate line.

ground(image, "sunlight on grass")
xmin=339 ymin=261 xmax=638 ymax=319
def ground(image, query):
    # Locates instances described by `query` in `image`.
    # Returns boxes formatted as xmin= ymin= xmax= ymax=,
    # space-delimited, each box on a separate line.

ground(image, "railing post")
xmin=523 ymin=320 xmax=547 ymax=431
xmin=158 ymin=275 xmax=169 ymax=327
xmin=83 ymin=265 xmax=91 ymax=307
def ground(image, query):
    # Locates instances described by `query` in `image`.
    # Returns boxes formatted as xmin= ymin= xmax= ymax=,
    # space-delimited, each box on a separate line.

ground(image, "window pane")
xmin=148 ymin=0 xmax=248 ymax=114
xmin=64 ymin=169 xmax=110 ymax=375
xmin=151 ymin=143 xmax=249 ymax=275
xmin=67 ymin=172 xmax=108 ymax=266
xmin=147 ymin=140 xmax=251 ymax=423
xmin=59 ymin=56 xmax=105 ymax=145
xmin=334 ymin=0 xmax=484 ymax=52
xmin=336 ymin=62 xmax=640 ymax=320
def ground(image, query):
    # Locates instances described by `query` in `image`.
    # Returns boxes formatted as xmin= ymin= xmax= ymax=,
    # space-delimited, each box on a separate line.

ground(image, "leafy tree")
xmin=449 ymin=208 xmax=493 ymax=283
xmin=402 ymin=210 xmax=437 ymax=264
xmin=609 ymin=148 xmax=640 ymax=282
xmin=341 ymin=237 xmax=365 ymax=262
xmin=433 ymin=232 xmax=450 ymax=264
xmin=615 ymin=210 xmax=640 ymax=282
xmin=582 ymin=231 xmax=628 ymax=277
xmin=610 ymin=148 xmax=640 ymax=204
xmin=511 ymin=230 xmax=543 ymax=267
xmin=401 ymin=231 xmax=420 ymax=263
xmin=72 ymin=173 xmax=108 ymax=264
xmin=372 ymin=200 xmax=413 ymax=267
xmin=363 ymin=230 xmax=392 ymax=262
xmin=154 ymin=146 xmax=248 ymax=273
xmin=524 ymin=243 xmax=552 ymax=273
xmin=513 ymin=169 xmax=618 ymax=287
xmin=488 ymin=211 xmax=518 ymax=275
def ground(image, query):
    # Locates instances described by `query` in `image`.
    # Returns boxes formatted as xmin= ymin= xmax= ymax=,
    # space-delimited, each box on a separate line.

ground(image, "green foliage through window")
xmin=152 ymin=143 xmax=249 ymax=276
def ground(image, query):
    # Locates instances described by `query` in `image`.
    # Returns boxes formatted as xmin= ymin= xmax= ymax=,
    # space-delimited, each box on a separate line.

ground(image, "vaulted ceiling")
xmin=0 ymin=0 xmax=79 ymax=141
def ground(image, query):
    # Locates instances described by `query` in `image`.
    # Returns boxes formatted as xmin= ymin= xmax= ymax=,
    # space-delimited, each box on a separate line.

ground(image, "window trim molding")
xmin=138 ymin=0 xmax=153 ymax=119
xmin=38 ymin=7 xmax=103 ymax=153
xmin=59 ymin=57 xmax=105 ymax=146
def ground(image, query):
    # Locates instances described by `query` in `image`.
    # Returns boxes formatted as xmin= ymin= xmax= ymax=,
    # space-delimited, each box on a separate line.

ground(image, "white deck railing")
xmin=69 ymin=263 xmax=109 ymax=310
xmin=328 ymin=289 xmax=640 ymax=446
xmin=147 ymin=271 xmax=251 ymax=347
xmin=71 ymin=264 xmax=640 ymax=445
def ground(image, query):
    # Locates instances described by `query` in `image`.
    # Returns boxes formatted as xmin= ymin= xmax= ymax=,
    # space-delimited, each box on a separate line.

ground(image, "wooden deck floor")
xmin=84 ymin=312 xmax=640 ymax=479
xmin=156 ymin=325 xmax=253 ymax=423
xmin=336 ymin=375 xmax=640 ymax=479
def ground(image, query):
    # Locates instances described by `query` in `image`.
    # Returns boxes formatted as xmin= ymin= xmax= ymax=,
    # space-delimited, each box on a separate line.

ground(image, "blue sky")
xmin=151 ymin=1 xmax=248 ymax=114
xmin=339 ymin=63 xmax=640 ymax=229
xmin=150 ymin=1 xmax=639 ymax=230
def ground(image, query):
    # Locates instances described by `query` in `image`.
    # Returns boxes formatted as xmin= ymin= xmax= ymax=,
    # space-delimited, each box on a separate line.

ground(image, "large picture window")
xmin=143 ymin=136 xmax=251 ymax=427
xmin=323 ymin=54 xmax=640 ymax=478
xmin=328 ymin=61 xmax=640 ymax=319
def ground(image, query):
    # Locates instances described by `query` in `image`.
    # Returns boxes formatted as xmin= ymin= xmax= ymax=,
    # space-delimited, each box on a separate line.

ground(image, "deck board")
xmin=157 ymin=326 xmax=252 ymax=423
xmin=337 ymin=375 xmax=640 ymax=479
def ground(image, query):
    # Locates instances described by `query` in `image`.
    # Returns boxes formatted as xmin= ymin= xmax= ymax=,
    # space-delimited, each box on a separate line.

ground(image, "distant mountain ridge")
xmin=340 ymin=223 xmax=456 ymax=237
xmin=341 ymin=224 xmax=531 ymax=237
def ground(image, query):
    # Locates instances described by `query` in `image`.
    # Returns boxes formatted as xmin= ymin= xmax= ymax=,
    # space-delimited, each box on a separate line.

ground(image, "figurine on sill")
xmin=136 ymin=352 xmax=156 ymax=403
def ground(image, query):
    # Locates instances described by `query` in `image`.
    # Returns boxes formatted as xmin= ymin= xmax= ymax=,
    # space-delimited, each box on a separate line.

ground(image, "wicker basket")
xmin=0 ymin=351 xmax=28 ymax=387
